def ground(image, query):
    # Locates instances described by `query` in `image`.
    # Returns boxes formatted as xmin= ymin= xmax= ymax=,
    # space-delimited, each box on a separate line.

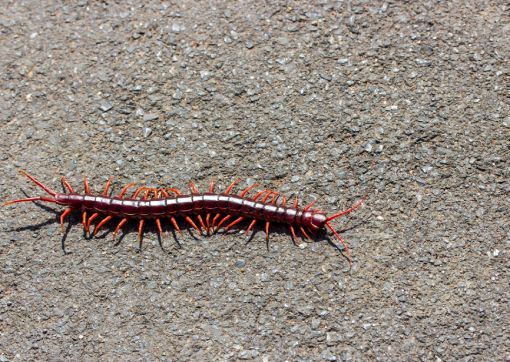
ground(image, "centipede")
xmin=4 ymin=171 xmax=367 ymax=267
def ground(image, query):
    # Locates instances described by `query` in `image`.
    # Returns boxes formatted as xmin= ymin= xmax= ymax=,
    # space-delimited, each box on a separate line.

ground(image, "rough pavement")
xmin=0 ymin=1 xmax=509 ymax=361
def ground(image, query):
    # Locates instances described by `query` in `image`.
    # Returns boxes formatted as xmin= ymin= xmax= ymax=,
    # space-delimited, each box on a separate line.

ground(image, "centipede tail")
xmin=4 ymin=171 xmax=367 ymax=268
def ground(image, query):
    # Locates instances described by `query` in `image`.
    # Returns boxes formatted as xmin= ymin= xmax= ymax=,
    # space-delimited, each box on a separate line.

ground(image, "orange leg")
xmin=245 ymin=219 xmax=257 ymax=237
xmin=189 ymin=181 xmax=200 ymax=194
xmin=93 ymin=215 xmax=112 ymax=236
xmin=196 ymin=214 xmax=207 ymax=233
xmin=86 ymin=212 xmax=99 ymax=233
xmin=211 ymin=213 xmax=222 ymax=230
xmin=138 ymin=219 xmax=145 ymax=241
xmin=216 ymin=215 xmax=232 ymax=231
xmin=185 ymin=216 xmax=202 ymax=234
xmin=83 ymin=176 xmax=91 ymax=193
xmin=239 ymin=183 xmax=259 ymax=197
xmin=304 ymin=199 xmax=317 ymax=211
xmin=118 ymin=182 xmax=136 ymax=197
xmin=167 ymin=188 xmax=182 ymax=196
xmin=289 ymin=225 xmax=297 ymax=240
xmin=155 ymin=218 xmax=164 ymax=239
xmin=60 ymin=208 xmax=73 ymax=232
xmin=225 ymin=179 xmax=239 ymax=194
xmin=113 ymin=218 xmax=128 ymax=240
xmin=102 ymin=177 xmax=113 ymax=196
xmin=169 ymin=216 xmax=181 ymax=234
xmin=225 ymin=216 xmax=244 ymax=232
xmin=82 ymin=211 xmax=88 ymax=231
xmin=265 ymin=221 xmax=270 ymax=241
xmin=205 ymin=213 xmax=211 ymax=234
xmin=209 ymin=177 xmax=215 ymax=193
xmin=299 ymin=226 xmax=311 ymax=240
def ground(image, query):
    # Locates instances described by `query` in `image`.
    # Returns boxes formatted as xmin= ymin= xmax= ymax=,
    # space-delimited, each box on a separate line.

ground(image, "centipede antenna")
xmin=325 ymin=222 xmax=352 ymax=270
xmin=325 ymin=193 xmax=368 ymax=222
xmin=3 ymin=196 xmax=57 ymax=206
xmin=18 ymin=170 xmax=57 ymax=196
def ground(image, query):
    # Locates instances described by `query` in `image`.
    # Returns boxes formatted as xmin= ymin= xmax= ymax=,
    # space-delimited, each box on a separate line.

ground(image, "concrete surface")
xmin=0 ymin=1 xmax=508 ymax=361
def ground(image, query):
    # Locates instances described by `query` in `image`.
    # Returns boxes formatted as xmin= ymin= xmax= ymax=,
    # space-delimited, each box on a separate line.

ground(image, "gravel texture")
xmin=1 ymin=1 xmax=509 ymax=361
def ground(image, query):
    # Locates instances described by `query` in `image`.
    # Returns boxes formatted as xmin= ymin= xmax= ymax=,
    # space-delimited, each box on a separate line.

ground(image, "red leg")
xmin=138 ymin=219 xmax=145 ymax=241
xmin=86 ymin=213 xmax=99 ymax=232
xmin=102 ymin=177 xmax=113 ymax=196
xmin=167 ymin=188 xmax=182 ymax=196
xmin=225 ymin=216 xmax=244 ymax=232
xmin=169 ymin=216 xmax=181 ymax=234
xmin=83 ymin=176 xmax=91 ymax=194
xmin=211 ymin=213 xmax=222 ymax=230
xmin=265 ymin=221 xmax=270 ymax=241
xmin=239 ymin=183 xmax=259 ymax=197
xmin=82 ymin=211 xmax=87 ymax=231
xmin=205 ymin=213 xmax=211 ymax=234
xmin=245 ymin=219 xmax=257 ymax=237
xmin=189 ymin=181 xmax=200 ymax=194
xmin=325 ymin=222 xmax=353 ymax=269
xmin=225 ymin=179 xmax=239 ymax=194
xmin=299 ymin=226 xmax=311 ymax=240
xmin=216 ymin=215 xmax=232 ymax=231
xmin=209 ymin=177 xmax=215 ymax=193
xmin=185 ymin=216 xmax=202 ymax=234
xmin=155 ymin=218 xmax=164 ymax=238
xmin=61 ymin=177 xmax=75 ymax=193
xmin=118 ymin=182 xmax=136 ymax=198
xmin=113 ymin=218 xmax=128 ymax=240
xmin=196 ymin=214 xmax=207 ymax=233
xmin=93 ymin=215 xmax=112 ymax=236
xmin=60 ymin=208 xmax=72 ymax=232
xmin=289 ymin=225 xmax=297 ymax=240
xmin=304 ymin=199 xmax=317 ymax=211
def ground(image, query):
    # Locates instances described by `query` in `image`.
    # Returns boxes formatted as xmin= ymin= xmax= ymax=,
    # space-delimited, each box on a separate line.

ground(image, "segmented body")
xmin=5 ymin=171 xmax=366 ymax=268
xmin=58 ymin=193 xmax=326 ymax=229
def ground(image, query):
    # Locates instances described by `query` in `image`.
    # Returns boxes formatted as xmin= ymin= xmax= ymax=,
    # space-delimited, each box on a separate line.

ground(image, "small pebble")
xmin=99 ymin=102 xmax=113 ymax=112
xmin=143 ymin=127 xmax=152 ymax=138
xmin=143 ymin=113 xmax=159 ymax=121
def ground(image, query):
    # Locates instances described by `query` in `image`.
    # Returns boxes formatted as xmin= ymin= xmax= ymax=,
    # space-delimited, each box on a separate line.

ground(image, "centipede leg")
xmin=289 ymin=225 xmax=297 ymax=241
xmin=215 ymin=215 xmax=232 ymax=231
xmin=83 ymin=176 xmax=91 ymax=193
xmin=225 ymin=179 xmax=239 ymax=194
xmin=93 ymin=215 xmax=112 ymax=236
xmin=138 ymin=219 xmax=145 ymax=249
xmin=196 ymin=214 xmax=207 ymax=233
xmin=225 ymin=216 xmax=244 ymax=232
xmin=86 ymin=213 xmax=99 ymax=234
xmin=155 ymin=218 xmax=164 ymax=239
xmin=60 ymin=208 xmax=73 ymax=232
xmin=169 ymin=216 xmax=181 ymax=234
xmin=265 ymin=221 xmax=270 ymax=242
xmin=244 ymin=219 xmax=257 ymax=238
xmin=211 ymin=213 xmax=222 ymax=230
xmin=205 ymin=213 xmax=211 ymax=234
xmin=61 ymin=177 xmax=75 ymax=193
xmin=299 ymin=226 xmax=312 ymax=240
xmin=82 ymin=211 xmax=87 ymax=231
xmin=113 ymin=218 xmax=128 ymax=241
xmin=185 ymin=216 xmax=202 ymax=234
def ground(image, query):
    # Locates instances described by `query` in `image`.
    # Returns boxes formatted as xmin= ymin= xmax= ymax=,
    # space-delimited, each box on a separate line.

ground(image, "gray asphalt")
xmin=0 ymin=1 xmax=509 ymax=361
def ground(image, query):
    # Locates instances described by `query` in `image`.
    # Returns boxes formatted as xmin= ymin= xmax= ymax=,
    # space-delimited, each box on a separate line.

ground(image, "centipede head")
xmin=3 ymin=170 xmax=58 ymax=206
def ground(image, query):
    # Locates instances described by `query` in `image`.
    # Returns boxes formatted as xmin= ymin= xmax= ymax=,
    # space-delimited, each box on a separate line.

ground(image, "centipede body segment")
xmin=4 ymin=171 xmax=367 ymax=268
